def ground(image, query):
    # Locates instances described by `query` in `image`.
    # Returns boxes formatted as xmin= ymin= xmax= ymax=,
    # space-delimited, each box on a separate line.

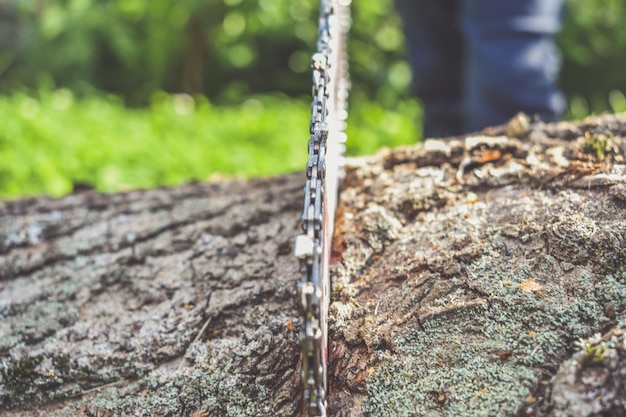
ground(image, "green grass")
xmin=0 ymin=90 xmax=421 ymax=200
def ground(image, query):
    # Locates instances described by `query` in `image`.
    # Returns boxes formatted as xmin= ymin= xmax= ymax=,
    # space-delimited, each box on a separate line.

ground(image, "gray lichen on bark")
xmin=1 ymin=177 xmax=303 ymax=416
xmin=1 ymin=114 xmax=626 ymax=416
xmin=547 ymin=320 xmax=626 ymax=417
xmin=328 ymin=114 xmax=626 ymax=417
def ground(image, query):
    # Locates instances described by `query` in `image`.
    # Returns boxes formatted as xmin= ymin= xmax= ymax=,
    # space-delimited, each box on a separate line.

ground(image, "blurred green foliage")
xmin=0 ymin=0 xmax=625 ymax=199
xmin=0 ymin=90 xmax=419 ymax=199
xmin=559 ymin=0 xmax=626 ymax=118
xmin=1 ymin=0 xmax=409 ymax=106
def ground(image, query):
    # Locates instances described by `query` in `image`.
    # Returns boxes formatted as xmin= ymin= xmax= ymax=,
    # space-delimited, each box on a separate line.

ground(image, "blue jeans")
xmin=396 ymin=0 xmax=566 ymax=137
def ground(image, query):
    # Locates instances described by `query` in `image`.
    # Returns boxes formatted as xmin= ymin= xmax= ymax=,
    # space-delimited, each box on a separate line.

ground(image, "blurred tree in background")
xmin=0 ymin=0 xmax=625 ymax=198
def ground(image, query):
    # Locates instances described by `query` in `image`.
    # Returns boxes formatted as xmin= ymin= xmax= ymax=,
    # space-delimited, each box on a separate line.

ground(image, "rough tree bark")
xmin=1 ymin=114 xmax=625 ymax=417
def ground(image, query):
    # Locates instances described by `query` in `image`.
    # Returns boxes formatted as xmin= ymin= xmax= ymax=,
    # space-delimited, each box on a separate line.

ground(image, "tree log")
xmin=1 ymin=114 xmax=626 ymax=417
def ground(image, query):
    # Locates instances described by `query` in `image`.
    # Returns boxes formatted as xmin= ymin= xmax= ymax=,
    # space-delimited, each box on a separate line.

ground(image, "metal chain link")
xmin=294 ymin=1 xmax=351 ymax=416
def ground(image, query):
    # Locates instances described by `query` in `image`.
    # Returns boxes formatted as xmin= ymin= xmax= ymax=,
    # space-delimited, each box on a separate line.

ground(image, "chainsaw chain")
xmin=294 ymin=1 xmax=351 ymax=416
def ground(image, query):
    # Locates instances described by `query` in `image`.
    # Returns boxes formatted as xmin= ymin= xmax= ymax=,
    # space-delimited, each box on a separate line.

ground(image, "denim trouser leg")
xmin=462 ymin=0 xmax=566 ymax=132
xmin=396 ymin=0 xmax=566 ymax=137
xmin=395 ymin=0 xmax=465 ymax=138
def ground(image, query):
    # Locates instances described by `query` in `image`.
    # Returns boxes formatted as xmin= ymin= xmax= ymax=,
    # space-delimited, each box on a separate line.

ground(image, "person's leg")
xmin=461 ymin=0 xmax=566 ymax=132
xmin=395 ymin=0 xmax=464 ymax=138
